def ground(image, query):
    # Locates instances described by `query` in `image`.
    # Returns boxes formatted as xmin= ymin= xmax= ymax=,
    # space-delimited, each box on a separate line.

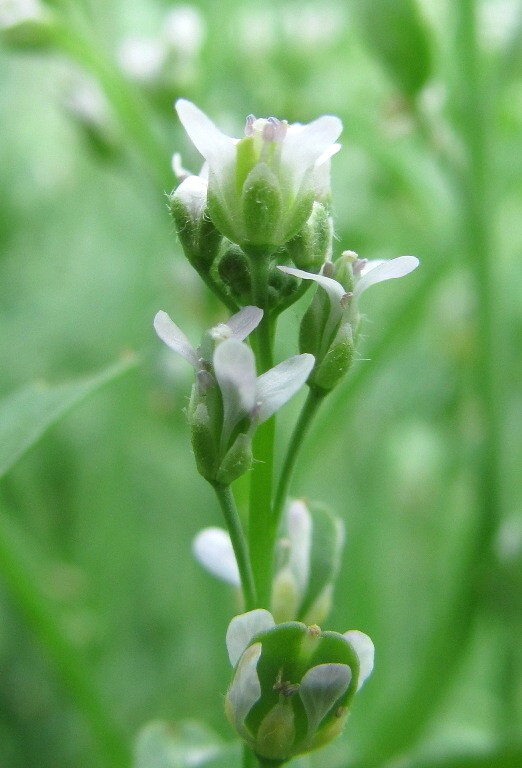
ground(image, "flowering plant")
xmin=152 ymin=100 xmax=418 ymax=767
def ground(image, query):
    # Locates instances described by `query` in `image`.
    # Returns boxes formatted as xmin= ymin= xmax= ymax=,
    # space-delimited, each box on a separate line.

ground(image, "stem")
xmin=272 ymin=387 xmax=325 ymax=530
xmin=246 ymin=252 xmax=276 ymax=608
xmin=211 ymin=483 xmax=256 ymax=611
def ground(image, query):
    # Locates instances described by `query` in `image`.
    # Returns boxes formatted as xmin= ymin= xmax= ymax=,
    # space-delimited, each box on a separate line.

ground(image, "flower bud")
xmin=225 ymin=611 xmax=373 ymax=763
xmin=309 ymin=323 xmax=354 ymax=393
xmin=216 ymin=432 xmax=253 ymax=485
xmin=168 ymin=176 xmax=222 ymax=269
xmin=285 ymin=202 xmax=333 ymax=273
xmin=217 ymin=245 xmax=251 ymax=305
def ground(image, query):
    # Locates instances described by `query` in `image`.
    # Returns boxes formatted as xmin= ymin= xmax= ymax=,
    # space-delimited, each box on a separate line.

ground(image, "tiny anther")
xmin=307 ymin=624 xmax=322 ymax=637
xmin=244 ymin=114 xmax=256 ymax=136
xmin=335 ymin=706 xmax=346 ymax=718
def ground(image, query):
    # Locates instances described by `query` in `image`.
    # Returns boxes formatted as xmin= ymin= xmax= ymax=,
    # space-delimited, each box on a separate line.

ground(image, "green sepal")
xmin=168 ymin=193 xmax=222 ymax=269
xmin=216 ymin=433 xmax=253 ymax=485
xmin=217 ymin=245 xmax=251 ymax=303
xmin=282 ymin=174 xmax=316 ymax=244
xmin=188 ymin=399 xmax=218 ymax=481
xmin=310 ymin=324 xmax=354 ymax=393
xmin=241 ymin=163 xmax=283 ymax=247
xmin=286 ymin=203 xmax=332 ymax=273
xmin=298 ymin=289 xmax=332 ymax=359
xmin=333 ymin=252 xmax=355 ymax=293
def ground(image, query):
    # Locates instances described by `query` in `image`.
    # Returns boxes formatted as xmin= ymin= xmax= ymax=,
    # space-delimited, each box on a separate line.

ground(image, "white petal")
xmin=213 ymin=339 xmax=257 ymax=440
xmin=192 ymin=527 xmax=240 ymax=586
xmin=281 ymin=116 xmax=342 ymax=192
xmin=153 ymin=311 xmax=198 ymax=368
xmin=278 ymin=266 xmax=345 ymax=319
xmin=226 ymin=642 xmax=262 ymax=734
xmin=299 ymin=663 xmax=351 ymax=736
xmin=172 ymin=174 xmax=208 ymax=220
xmin=287 ymin=500 xmax=312 ymax=598
xmin=343 ymin=630 xmax=374 ymax=691
xmin=226 ymin=610 xmax=275 ymax=667
xmin=354 ymin=255 xmax=419 ymax=300
xmin=255 ymin=353 xmax=315 ymax=423
xmin=226 ymin=306 xmax=263 ymax=341
xmin=175 ymin=99 xmax=236 ymax=173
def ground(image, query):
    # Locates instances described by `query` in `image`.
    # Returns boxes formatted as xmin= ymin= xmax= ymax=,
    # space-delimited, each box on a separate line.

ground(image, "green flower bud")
xmin=188 ymin=398 xmax=218 ymax=481
xmin=285 ymin=202 xmax=333 ymax=273
xmin=310 ymin=323 xmax=354 ymax=393
xmin=217 ymin=245 xmax=251 ymax=304
xmin=216 ymin=432 xmax=253 ymax=485
xmin=225 ymin=611 xmax=374 ymax=764
xmin=168 ymin=176 xmax=222 ymax=269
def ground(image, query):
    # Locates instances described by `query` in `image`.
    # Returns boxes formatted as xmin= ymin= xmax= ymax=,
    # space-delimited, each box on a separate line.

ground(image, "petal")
xmin=255 ymin=353 xmax=315 ymax=423
xmin=192 ymin=527 xmax=240 ymax=586
xmin=287 ymin=499 xmax=312 ymax=598
xmin=226 ymin=642 xmax=262 ymax=735
xmin=281 ymin=116 xmax=343 ymax=186
xmin=226 ymin=610 xmax=275 ymax=667
xmin=277 ymin=266 xmax=345 ymax=322
xmin=226 ymin=306 xmax=263 ymax=341
xmin=175 ymin=99 xmax=236 ymax=174
xmin=343 ymin=630 xmax=374 ymax=691
xmin=299 ymin=663 xmax=351 ymax=736
xmin=172 ymin=174 xmax=208 ymax=220
xmin=153 ymin=311 xmax=198 ymax=368
xmin=213 ymin=339 xmax=257 ymax=440
xmin=354 ymin=255 xmax=419 ymax=300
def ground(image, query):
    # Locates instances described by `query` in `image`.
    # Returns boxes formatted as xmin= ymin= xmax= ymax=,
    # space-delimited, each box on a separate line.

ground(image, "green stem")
xmin=48 ymin=21 xmax=170 ymax=190
xmin=247 ymin=252 xmax=276 ymax=608
xmin=0 ymin=509 xmax=129 ymax=768
xmin=272 ymin=387 xmax=325 ymax=530
xmin=211 ymin=483 xmax=256 ymax=611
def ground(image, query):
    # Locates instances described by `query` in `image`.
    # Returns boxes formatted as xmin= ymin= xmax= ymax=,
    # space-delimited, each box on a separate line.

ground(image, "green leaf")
xmin=354 ymin=0 xmax=432 ymax=98
xmin=0 ymin=355 xmax=137 ymax=479
xmin=133 ymin=720 xmax=240 ymax=768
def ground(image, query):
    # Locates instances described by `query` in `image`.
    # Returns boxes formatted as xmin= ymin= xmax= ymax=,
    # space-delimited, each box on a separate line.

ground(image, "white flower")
xmin=213 ymin=339 xmax=314 ymax=446
xmin=224 ymin=610 xmax=374 ymax=760
xmin=280 ymin=253 xmax=419 ymax=326
xmin=175 ymin=99 xmax=342 ymax=248
xmin=153 ymin=305 xmax=263 ymax=371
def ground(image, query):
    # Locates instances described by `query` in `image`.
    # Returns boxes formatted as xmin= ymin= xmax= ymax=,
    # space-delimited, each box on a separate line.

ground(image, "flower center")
xmin=235 ymin=114 xmax=288 ymax=192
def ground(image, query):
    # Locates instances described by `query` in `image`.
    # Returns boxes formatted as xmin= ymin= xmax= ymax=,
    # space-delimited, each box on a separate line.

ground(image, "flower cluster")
xmin=154 ymin=306 xmax=313 ymax=484
xmin=153 ymin=100 xmax=419 ymax=763
xmin=225 ymin=609 xmax=374 ymax=763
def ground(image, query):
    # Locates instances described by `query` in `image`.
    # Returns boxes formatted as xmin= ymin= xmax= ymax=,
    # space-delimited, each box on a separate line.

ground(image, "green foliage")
xmin=1 ymin=0 xmax=521 ymax=767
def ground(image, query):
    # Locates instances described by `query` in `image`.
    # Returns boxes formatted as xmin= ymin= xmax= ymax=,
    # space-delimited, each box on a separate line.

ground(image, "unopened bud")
xmin=168 ymin=176 xmax=222 ymax=268
xmin=285 ymin=202 xmax=333 ymax=273
xmin=216 ymin=432 xmax=253 ymax=485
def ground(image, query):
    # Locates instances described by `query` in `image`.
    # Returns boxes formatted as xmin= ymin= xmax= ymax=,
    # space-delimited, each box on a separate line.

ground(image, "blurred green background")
xmin=1 ymin=0 xmax=521 ymax=766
